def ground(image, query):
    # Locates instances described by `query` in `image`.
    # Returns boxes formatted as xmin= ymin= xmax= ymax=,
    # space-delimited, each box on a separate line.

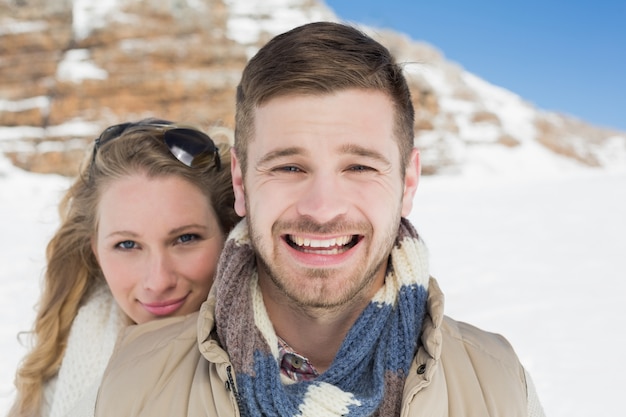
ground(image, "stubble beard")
xmin=247 ymin=212 xmax=401 ymax=311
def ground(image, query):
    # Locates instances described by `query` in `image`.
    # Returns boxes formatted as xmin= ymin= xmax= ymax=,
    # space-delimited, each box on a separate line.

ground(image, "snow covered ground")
xmin=1 ymin=150 xmax=625 ymax=416
xmin=411 ymin=167 xmax=626 ymax=416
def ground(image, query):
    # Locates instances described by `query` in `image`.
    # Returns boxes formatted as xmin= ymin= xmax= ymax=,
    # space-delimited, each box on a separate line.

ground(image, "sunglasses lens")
xmin=97 ymin=123 xmax=132 ymax=148
xmin=163 ymin=128 xmax=220 ymax=169
xmin=93 ymin=124 xmax=220 ymax=171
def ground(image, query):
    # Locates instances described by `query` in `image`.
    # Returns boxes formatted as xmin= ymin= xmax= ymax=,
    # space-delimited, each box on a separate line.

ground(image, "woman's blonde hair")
xmin=9 ymin=119 xmax=239 ymax=417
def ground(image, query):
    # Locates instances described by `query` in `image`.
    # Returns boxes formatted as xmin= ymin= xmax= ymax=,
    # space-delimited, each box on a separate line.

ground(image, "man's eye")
xmin=348 ymin=165 xmax=374 ymax=172
xmin=276 ymin=165 xmax=302 ymax=173
xmin=116 ymin=240 xmax=136 ymax=250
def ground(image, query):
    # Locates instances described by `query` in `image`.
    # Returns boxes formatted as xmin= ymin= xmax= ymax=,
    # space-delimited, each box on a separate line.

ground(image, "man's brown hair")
xmin=234 ymin=21 xmax=415 ymax=174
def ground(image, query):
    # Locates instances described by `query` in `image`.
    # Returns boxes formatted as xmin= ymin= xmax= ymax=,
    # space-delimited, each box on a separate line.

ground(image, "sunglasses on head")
xmin=92 ymin=122 xmax=221 ymax=170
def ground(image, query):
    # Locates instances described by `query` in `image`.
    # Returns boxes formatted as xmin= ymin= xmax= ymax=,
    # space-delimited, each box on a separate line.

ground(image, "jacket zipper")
xmin=226 ymin=365 xmax=246 ymax=416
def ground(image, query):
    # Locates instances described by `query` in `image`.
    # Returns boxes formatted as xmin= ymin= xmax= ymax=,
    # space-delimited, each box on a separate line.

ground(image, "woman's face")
xmin=92 ymin=173 xmax=224 ymax=324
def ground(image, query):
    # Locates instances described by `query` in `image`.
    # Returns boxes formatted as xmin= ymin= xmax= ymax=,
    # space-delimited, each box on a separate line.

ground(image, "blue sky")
xmin=325 ymin=0 xmax=626 ymax=132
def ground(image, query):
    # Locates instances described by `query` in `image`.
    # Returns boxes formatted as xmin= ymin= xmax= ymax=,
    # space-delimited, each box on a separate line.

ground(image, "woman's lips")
xmin=140 ymin=294 xmax=188 ymax=316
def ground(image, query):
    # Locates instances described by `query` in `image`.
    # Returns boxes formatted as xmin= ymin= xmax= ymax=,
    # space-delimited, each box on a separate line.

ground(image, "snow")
xmin=0 ymin=96 xmax=50 ymax=114
xmin=0 ymin=155 xmax=71 ymax=414
xmin=1 ymin=143 xmax=625 ymax=416
xmin=412 ymin=167 xmax=626 ymax=417
xmin=0 ymin=121 xmax=102 ymax=153
xmin=462 ymin=71 xmax=537 ymax=141
xmin=0 ymin=18 xmax=48 ymax=36
xmin=72 ymin=0 xmax=120 ymax=40
xmin=223 ymin=0 xmax=335 ymax=46
xmin=56 ymin=49 xmax=108 ymax=83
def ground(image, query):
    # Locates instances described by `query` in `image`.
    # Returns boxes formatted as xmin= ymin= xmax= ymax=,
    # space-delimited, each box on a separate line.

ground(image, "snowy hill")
xmin=1 ymin=0 xmax=625 ymax=177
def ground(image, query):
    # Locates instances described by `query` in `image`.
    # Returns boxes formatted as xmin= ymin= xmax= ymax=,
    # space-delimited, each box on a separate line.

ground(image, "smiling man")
xmin=95 ymin=22 xmax=545 ymax=417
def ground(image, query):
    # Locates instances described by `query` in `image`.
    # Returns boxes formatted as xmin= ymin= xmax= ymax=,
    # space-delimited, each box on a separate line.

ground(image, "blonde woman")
xmin=8 ymin=119 xmax=240 ymax=417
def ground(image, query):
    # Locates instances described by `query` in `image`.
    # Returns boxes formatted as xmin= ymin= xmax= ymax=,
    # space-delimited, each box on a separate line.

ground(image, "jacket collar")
xmin=197 ymin=276 xmax=446 ymax=372
xmin=196 ymin=285 xmax=230 ymax=363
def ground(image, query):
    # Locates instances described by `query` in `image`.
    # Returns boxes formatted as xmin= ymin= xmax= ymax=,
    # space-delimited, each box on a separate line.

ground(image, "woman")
xmin=8 ymin=119 xmax=240 ymax=417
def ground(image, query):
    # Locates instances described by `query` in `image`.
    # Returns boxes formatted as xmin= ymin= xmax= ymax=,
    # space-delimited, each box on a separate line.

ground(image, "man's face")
xmin=231 ymin=89 xmax=420 ymax=311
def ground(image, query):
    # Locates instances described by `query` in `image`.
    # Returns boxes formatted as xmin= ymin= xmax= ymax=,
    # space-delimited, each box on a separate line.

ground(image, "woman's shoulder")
xmin=45 ymin=282 xmax=127 ymax=417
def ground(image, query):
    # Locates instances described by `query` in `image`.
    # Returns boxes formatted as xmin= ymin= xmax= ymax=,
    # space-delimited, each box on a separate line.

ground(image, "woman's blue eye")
xmin=178 ymin=233 xmax=198 ymax=244
xmin=116 ymin=240 xmax=136 ymax=250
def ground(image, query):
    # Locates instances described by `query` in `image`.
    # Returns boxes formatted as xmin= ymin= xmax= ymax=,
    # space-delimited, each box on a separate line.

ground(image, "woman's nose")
xmin=142 ymin=251 xmax=176 ymax=293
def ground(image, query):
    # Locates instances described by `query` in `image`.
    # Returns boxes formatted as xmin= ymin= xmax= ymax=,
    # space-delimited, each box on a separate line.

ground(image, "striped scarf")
xmin=214 ymin=217 xmax=430 ymax=417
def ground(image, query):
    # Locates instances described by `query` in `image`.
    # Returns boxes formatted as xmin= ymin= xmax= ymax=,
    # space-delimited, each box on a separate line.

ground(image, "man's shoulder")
xmin=96 ymin=312 xmax=227 ymax=416
xmin=440 ymin=315 xmax=521 ymax=365
xmin=405 ymin=316 xmax=529 ymax=416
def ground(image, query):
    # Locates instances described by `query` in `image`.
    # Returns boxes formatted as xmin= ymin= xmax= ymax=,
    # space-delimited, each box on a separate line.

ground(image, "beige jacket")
xmin=95 ymin=278 xmax=544 ymax=416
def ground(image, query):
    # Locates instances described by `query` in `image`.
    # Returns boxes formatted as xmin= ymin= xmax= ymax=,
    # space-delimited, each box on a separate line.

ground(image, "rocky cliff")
xmin=1 ymin=0 xmax=624 ymax=176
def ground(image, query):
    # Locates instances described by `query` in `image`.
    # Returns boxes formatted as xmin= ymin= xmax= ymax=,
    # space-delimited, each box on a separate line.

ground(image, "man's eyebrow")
xmin=257 ymin=147 xmax=307 ymax=165
xmin=256 ymin=144 xmax=391 ymax=165
xmin=339 ymin=144 xmax=391 ymax=164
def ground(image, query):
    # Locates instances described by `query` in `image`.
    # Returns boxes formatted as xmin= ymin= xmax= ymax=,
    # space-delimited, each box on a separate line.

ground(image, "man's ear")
xmin=401 ymin=148 xmax=420 ymax=217
xmin=231 ymin=147 xmax=247 ymax=217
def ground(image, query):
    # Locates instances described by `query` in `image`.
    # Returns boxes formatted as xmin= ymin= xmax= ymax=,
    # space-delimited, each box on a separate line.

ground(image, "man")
xmin=95 ymin=22 xmax=545 ymax=416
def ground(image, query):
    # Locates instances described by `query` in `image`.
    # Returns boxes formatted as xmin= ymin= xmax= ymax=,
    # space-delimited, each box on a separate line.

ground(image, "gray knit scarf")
xmin=214 ymin=217 xmax=430 ymax=417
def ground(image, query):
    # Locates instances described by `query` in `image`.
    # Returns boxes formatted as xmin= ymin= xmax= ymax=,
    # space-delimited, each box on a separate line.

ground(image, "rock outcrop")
xmin=1 ymin=0 xmax=624 ymax=176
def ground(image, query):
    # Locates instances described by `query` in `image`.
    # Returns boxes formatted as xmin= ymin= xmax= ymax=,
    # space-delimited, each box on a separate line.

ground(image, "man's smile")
xmin=285 ymin=234 xmax=361 ymax=255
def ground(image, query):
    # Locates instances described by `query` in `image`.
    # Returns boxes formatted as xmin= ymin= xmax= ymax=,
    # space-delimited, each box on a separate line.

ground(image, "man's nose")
xmin=295 ymin=173 xmax=349 ymax=224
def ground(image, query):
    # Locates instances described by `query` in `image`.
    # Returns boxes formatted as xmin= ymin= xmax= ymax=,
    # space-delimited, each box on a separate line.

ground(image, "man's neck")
xmin=259 ymin=282 xmax=372 ymax=373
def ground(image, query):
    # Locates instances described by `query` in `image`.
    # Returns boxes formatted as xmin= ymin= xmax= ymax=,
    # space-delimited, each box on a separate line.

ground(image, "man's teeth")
xmin=291 ymin=235 xmax=352 ymax=248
